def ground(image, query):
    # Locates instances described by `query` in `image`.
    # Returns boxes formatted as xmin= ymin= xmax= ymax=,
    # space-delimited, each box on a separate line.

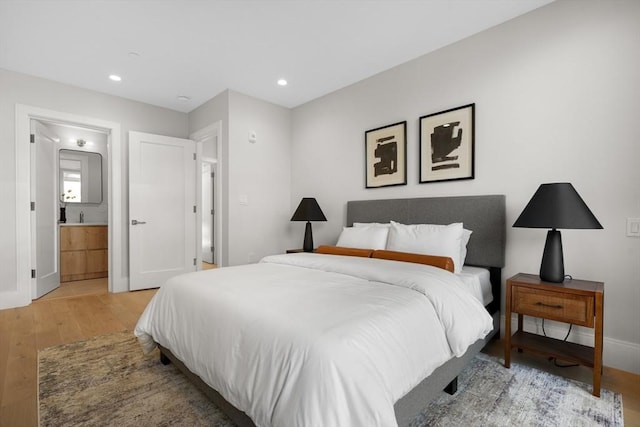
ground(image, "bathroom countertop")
xmin=59 ymin=223 xmax=108 ymax=226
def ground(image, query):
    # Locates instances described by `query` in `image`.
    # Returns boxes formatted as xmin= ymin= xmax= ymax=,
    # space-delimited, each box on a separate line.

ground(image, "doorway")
xmin=202 ymin=160 xmax=216 ymax=267
xmin=191 ymin=121 xmax=223 ymax=268
xmin=15 ymin=105 xmax=124 ymax=308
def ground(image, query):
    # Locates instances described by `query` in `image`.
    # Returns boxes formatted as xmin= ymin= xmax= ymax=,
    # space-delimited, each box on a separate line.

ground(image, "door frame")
xmin=15 ymin=104 xmax=124 ymax=306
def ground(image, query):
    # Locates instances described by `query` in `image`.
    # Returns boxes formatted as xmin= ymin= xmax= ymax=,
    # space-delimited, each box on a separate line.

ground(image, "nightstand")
xmin=504 ymin=273 xmax=604 ymax=397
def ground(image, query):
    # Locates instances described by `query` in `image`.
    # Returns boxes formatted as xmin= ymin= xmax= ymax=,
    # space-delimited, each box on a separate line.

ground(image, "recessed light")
xmin=177 ymin=95 xmax=191 ymax=102
xmin=277 ymin=79 xmax=288 ymax=86
xmin=109 ymin=74 xmax=122 ymax=82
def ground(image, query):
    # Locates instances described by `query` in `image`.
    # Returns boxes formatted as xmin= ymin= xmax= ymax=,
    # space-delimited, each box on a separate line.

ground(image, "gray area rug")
xmin=411 ymin=353 xmax=623 ymax=427
xmin=38 ymin=331 xmax=623 ymax=426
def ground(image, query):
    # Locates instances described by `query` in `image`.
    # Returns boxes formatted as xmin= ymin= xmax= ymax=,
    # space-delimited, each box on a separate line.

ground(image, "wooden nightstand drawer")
xmin=512 ymin=286 xmax=594 ymax=327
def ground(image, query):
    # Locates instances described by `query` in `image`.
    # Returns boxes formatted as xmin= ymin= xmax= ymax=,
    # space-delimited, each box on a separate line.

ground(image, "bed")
xmin=135 ymin=195 xmax=505 ymax=427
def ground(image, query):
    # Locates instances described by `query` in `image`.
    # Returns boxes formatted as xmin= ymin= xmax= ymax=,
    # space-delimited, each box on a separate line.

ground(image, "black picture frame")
xmin=365 ymin=121 xmax=407 ymax=188
xmin=419 ymin=104 xmax=475 ymax=183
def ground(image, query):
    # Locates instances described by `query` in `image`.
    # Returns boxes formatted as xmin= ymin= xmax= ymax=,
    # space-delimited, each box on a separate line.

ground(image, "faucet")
xmin=79 ymin=211 xmax=84 ymax=223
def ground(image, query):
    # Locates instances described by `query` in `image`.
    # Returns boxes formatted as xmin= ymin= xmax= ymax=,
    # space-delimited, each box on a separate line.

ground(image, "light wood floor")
xmin=1 ymin=283 xmax=638 ymax=426
xmin=202 ymin=261 xmax=217 ymax=270
xmin=0 ymin=279 xmax=157 ymax=427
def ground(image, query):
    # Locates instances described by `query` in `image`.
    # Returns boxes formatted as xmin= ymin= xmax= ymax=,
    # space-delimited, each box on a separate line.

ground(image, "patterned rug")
xmin=410 ymin=354 xmax=623 ymax=427
xmin=38 ymin=331 xmax=623 ymax=426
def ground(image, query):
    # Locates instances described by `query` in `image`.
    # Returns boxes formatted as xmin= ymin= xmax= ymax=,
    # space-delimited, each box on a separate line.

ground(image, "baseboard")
xmin=0 ymin=288 xmax=30 ymax=310
xmin=502 ymin=314 xmax=640 ymax=375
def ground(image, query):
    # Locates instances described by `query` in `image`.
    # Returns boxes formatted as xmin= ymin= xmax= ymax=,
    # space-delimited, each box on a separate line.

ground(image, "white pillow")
xmin=460 ymin=228 xmax=473 ymax=268
xmin=336 ymin=226 xmax=389 ymax=250
xmin=386 ymin=221 xmax=465 ymax=273
xmin=353 ymin=221 xmax=472 ymax=268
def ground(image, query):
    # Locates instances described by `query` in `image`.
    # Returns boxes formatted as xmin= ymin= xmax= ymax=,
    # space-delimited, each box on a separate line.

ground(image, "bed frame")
xmin=158 ymin=194 xmax=506 ymax=427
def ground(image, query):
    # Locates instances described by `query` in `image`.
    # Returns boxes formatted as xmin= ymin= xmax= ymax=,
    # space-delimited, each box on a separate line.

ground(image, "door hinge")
xmin=31 ymin=269 xmax=36 ymax=278
xmin=211 ymin=172 xmax=215 ymax=178
xmin=210 ymin=209 xmax=214 ymax=215
xmin=193 ymin=258 xmax=197 ymax=266
xmin=193 ymin=153 xmax=197 ymax=160
xmin=211 ymin=246 xmax=215 ymax=253
xmin=31 ymin=201 xmax=35 ymax=211
xmin=193 ymin=205 xmax=197 ymax=213
xmin=30 ymin=134 xmax=35 ymax=143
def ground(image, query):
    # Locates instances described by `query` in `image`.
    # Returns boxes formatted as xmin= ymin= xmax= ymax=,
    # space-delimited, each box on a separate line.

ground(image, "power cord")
xmin=542 ymin=319 xmax=579 ymax=368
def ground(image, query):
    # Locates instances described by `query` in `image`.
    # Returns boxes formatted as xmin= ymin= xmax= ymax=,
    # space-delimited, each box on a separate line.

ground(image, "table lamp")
xmin=513 ymin=183 xmax=602 ymax=283
xmin=291 ymin=198 xmax=327 ymax=252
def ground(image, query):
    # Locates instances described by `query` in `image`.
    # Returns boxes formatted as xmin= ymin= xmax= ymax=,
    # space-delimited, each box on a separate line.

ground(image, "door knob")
xmin=131 ymin=219 xmax=147 ymax=225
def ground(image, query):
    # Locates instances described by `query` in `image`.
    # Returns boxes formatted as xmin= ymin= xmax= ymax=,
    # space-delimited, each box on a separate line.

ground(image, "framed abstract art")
xmin=419 ymin=104 xmax=475 ymax=183
xmin=365 ymin=121 xmax=407 ymax=188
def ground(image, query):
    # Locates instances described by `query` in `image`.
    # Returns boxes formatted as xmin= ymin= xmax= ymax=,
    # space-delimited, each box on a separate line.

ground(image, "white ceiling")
xmin=0 ymin=0 xmax=554 ymax=113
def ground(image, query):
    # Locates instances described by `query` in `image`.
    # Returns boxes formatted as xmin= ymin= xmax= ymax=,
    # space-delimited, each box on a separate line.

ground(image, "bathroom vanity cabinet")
xmin=60 ymin=225 xmax=108 ymax=282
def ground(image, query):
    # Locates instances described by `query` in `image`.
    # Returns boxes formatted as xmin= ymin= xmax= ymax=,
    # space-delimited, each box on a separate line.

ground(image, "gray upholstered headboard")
xmin=346 ymin=195 xmax=506 ymax=269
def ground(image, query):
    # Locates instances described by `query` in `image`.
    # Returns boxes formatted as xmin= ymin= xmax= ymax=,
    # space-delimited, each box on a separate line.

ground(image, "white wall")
xmin=289 ymin=0 xmax=640 ymax=372
xmin=1 ymin=68 xmax=189 ymax=306
xmin=226 ymin=91 xmax=291 ymax=265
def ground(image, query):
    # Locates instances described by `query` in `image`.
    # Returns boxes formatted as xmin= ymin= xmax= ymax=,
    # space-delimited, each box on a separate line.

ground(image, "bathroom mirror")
xmin=59 ymin=149 xmax=103 ymax=204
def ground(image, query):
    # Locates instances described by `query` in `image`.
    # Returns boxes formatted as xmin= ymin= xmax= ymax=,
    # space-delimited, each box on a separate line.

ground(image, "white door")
xmin=31 ymin=120 xmax=60 ymax=298
xmin=201 ymin=162 xmax=215 ymax=264
xmin=129 ymin=131 xmax=197 ymax=291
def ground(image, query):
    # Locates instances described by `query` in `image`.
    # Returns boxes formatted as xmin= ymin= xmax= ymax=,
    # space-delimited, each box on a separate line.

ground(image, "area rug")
xmin=410 ymin=353 xmax=623 ymax=427
xmin=38 ymin=331 xmax=234 ymax=426
xmin=38 ymin=331 xmax=623 ymax=426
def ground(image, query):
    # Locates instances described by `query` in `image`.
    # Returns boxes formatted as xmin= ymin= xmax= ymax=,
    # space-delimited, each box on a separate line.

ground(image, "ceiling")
xmin=0 ymin=0 xmax=554 ymax=113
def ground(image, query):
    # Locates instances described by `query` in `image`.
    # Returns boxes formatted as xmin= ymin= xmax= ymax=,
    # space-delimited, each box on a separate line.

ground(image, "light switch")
xmin=248 ymin=131 xmax=257 ymax=143
xmin=627 ymin=218 xmax=640 ymax=237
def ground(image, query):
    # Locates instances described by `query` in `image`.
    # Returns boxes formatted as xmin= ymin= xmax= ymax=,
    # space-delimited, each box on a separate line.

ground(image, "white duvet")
xmin=134 ymin=253 xmax=493 ymax=427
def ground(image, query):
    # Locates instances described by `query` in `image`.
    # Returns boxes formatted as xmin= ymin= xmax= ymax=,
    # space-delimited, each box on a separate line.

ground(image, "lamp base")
xmin=303 ymin=221 xmax=314 ymax=252
xmin=540 ymin=229 xmax=564 ymax=283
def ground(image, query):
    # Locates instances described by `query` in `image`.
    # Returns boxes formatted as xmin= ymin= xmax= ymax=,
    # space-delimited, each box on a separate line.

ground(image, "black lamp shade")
xmin=513 ymin=183 xmax=602 ymax=230
xmin=290 ymin=198 xmax=327 ymax=222
xmin=513 ymin=183 xmax=602 ymax=283
xmin=291 ymin=198 xmax=326 ymax=252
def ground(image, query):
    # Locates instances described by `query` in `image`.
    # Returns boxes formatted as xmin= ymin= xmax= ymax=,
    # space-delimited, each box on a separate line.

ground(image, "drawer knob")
xmin=535 ymin=301 xmax=563 ymax=309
